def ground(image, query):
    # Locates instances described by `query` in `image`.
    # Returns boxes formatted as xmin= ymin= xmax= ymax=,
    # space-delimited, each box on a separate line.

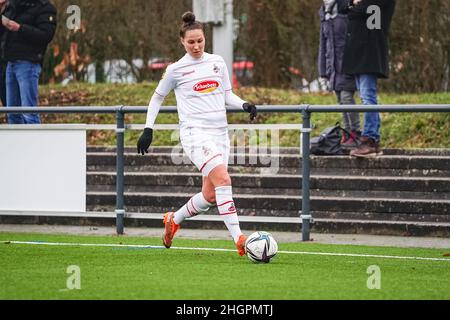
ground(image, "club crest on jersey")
xmin=202 ymin=146 xmax=212 ymax=157
xmin=193 ymin=80 xmax=219 ymax=93
xmin=213 ymin=64 xmax=220 ymax=73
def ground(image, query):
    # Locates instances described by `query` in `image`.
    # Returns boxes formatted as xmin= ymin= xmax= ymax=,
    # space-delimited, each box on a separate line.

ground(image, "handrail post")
xmin=115 ymin=107 xmax=125 ymax=235
xmin=301 ymin=107 xmax=312 ymax=241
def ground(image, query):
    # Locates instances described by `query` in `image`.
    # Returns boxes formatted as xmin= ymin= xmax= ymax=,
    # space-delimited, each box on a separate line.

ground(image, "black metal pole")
xmin=116 ymin=108 xmax=125 ymax=235
xmin=301 ymin=109 xmax=312 ymax=241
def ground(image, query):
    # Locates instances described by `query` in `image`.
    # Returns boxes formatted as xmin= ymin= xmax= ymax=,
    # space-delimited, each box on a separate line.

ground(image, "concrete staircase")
xmin=82 ymin=146 xmax=450 ymax=237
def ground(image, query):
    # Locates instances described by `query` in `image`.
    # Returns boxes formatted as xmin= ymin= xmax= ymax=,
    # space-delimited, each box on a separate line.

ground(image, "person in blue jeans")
xmin=6 ymin=61 xmax=42 ymax=123
xmin=355 ymin=73 xmax=379 ymax=142
xmin=339 ymin=0 xmax=396 ymax=157
xmin=0 ymin=0 xmax=56 ymax=124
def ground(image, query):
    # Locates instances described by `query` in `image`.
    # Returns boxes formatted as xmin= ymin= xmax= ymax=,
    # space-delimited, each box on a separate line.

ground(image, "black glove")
xmin=137 ymin=128 xmax=153 ymax=155
xmin=243 ymin=102 xmax=257 ymax=121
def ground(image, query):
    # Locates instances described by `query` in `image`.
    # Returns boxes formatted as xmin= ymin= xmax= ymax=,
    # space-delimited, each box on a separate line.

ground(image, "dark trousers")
xmin=335 ymin=90 xmax=360 ymax=132
xmin=0 ymin=61 xmax=6 ymax=106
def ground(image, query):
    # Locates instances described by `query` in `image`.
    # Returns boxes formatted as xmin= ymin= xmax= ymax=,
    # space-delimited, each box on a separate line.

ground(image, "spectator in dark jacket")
xmin=339 ymin=0 xmax=396 ymax=157
xmin=0 ymin=0 xmax=56 ymax=124
xmin=319 ymin=0 xmax=360 ymax=148
xmin=0 ymin=0 xmax=7 ymax=107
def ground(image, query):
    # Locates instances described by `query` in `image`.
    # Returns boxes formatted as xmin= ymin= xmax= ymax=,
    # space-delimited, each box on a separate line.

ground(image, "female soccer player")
xmin=137 ymin=11 xmax=257 ymax=256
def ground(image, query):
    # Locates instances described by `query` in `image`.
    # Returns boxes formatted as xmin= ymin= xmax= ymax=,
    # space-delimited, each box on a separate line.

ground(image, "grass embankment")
xmin=3 ymin=82 xmax=448 ymax=148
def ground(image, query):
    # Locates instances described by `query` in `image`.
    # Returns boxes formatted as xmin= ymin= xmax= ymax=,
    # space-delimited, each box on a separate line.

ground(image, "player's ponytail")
xmin=180 ymin=11 xmax=204 ymax=38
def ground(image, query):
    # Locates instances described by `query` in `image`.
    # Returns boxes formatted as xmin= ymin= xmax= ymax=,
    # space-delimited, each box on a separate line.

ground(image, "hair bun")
xmin=182 ymin=11 xmax=196 ymax=24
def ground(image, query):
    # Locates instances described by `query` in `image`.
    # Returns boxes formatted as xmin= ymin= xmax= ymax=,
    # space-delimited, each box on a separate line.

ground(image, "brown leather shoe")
xmin=350 ymin=137 xmax=383 ymax=158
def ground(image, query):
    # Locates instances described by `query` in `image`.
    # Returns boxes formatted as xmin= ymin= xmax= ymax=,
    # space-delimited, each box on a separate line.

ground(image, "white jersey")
xmin=155 ymin=52 xmax=232 ymax=130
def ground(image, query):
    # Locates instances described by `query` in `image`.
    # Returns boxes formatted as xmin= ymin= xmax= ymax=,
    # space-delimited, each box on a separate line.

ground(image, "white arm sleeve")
xmin=144 ymin=66 xmax=175 ymax=129
xmin=222 ymin=58 xmax=247 ymax=108
xmin=225 ymin=90 xmax=246 ymax=108
xmin=144 ymin=93 xmax=165 ymax=129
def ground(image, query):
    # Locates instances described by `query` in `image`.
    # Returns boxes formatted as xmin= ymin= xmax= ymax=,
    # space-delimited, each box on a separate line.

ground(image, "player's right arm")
xmin=137 ymin=66 xmax=176 ymax=155
xmin=221 ymin=59 xmax=257 ymax=121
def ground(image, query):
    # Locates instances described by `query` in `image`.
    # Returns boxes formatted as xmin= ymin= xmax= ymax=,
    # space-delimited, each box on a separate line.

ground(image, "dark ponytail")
xmin=179 ymin=11 xmax=204 ymax=38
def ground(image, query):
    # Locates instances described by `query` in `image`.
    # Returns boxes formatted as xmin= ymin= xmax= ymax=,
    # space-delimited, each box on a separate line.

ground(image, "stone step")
xmin=89 ymin=146 xmax=303 ymax=154
xmin=87 ymin=185 xmax=448 ymax=201
xmin=78 ymin=147 xmax=450 ymax=237
xmin=86 ymin=172 xmax=450 ymax=199
xmin=2 ymin=211 xmax=449 ymax=237
xmin=86 ymin=152 xmax=450 ymax=177
xmin=87 ymin=164 xmax=450 ymax=177
xmin=85 ymin=204 xmax=450 ymax=223
xmin=87 ymin=146 xmax=450 ymax=156
xmin=86 ymin=192 xmax=450 ymax=216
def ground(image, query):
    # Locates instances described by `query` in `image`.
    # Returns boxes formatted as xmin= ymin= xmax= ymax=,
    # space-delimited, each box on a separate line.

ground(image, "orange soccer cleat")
xmin=236 ymin=234 xmax=247 ymax=256
xmin=162 ymin=212 xmax=180 ymax=248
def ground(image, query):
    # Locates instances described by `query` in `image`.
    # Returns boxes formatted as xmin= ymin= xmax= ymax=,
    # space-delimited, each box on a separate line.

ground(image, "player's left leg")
xmin=206 ymin=164 xmax=247 ymax=256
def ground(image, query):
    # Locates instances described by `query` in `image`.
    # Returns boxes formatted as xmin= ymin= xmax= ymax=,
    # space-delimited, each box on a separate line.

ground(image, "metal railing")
xmin=2 ymin=104 xmax=450 ymax=241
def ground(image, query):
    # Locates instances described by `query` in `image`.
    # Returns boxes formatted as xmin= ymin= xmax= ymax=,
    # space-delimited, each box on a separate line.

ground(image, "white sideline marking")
xmin=5 ymin=241 xmax=450 ymax=262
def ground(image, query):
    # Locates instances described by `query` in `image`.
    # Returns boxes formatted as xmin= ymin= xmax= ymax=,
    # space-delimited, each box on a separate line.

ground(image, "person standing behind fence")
xmin=0 ymin=0 xmax=7 ymax=107
xmin=319 ymin=0 xmax=360 ymax=148
xmin=0 ymin=0 xmax=56 ymax=124
xmin=339 ymin=0 xmax=396 ymax=157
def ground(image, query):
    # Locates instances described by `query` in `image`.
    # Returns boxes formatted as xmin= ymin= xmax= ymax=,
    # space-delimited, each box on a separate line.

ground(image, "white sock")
xmin=173 ymin=192 xmax=213 ymax=225
xmin=215 ymin=185 xmax=242 ymax=243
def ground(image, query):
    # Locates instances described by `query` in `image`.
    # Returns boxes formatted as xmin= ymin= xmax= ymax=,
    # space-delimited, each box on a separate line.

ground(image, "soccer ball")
xmin=245 ymin=231 xmax=278 ymax=263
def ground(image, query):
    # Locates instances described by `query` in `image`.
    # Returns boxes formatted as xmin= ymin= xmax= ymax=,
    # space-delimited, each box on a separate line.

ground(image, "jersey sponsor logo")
xmin=193 ymin=80 xmax=219 ymax=93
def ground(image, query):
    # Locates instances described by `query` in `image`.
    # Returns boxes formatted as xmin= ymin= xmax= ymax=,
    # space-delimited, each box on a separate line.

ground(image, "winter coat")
xmin=0 ymin=0 xmax=57 ymax=64
xmin=340 ymin=0 xmax=396 ymax=78
xmin=318 ymin=4 xmax=356 ymax=92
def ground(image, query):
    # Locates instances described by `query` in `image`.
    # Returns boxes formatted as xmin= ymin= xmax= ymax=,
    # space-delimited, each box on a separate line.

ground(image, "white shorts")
xmin=180 ymin=127 xmax=230 ymax=177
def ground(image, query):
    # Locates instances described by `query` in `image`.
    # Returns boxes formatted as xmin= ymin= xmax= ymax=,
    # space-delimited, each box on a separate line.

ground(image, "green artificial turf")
xmin=1 ymin=232 xmax=449 ymax=300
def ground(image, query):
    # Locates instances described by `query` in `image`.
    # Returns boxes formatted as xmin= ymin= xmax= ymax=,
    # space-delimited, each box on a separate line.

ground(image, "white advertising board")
xmin=0 ymin=125 xmax=86 ymax=212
